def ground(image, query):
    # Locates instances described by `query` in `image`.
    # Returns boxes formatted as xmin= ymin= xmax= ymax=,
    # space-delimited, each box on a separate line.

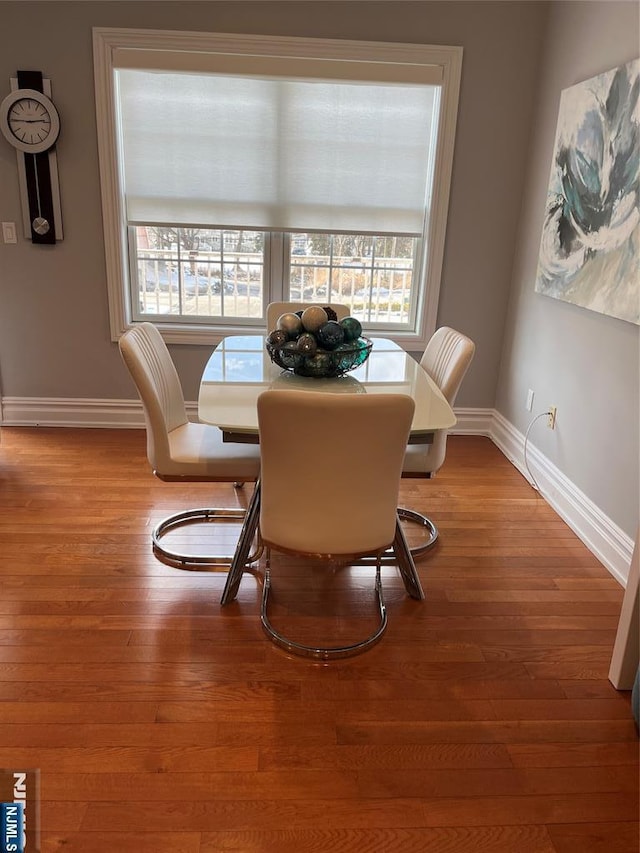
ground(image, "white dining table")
xmin=197 ymin=334 xmax=456 ymax=605
xmin=198 ymin=335 xmax=456 ymax=443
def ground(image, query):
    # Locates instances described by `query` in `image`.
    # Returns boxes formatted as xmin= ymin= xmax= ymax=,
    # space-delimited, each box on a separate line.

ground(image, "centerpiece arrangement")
xmin=266 ymin=305 xmax=372 ymax=378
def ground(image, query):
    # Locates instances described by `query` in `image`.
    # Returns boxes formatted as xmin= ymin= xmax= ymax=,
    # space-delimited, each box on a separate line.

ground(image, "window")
xmin=132 ymin=227 xmax=265 ymax=321
xmin=94 ymin=29 xmax=462 ymax=346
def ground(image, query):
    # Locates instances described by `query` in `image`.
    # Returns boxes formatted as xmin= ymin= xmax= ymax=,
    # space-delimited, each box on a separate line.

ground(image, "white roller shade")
xmin=116 ymin=68 xmax=439 ymax=235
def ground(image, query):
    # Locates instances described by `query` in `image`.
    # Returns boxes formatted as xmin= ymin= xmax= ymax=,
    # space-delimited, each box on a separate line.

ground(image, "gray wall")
xmin=496 ymin=0 xmax=639 ymax=540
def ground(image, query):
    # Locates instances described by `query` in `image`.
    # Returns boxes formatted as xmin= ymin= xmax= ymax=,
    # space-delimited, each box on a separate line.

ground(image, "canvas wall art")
xmin=535 ymin=59 xmax=639 ymax=325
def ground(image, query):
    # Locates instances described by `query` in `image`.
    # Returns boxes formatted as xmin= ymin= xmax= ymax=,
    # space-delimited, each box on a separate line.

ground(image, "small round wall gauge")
xmin=0 ymin=88 xmax=60 ymax=154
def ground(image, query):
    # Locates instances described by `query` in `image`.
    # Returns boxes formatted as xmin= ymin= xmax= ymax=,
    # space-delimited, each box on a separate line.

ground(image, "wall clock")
xmin=0 ymin=70 xmax=63 ymax=244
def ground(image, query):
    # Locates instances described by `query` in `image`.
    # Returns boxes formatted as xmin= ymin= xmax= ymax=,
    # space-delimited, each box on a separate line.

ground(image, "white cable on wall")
xmin=523 ymin=411 xmax=552 ymax=493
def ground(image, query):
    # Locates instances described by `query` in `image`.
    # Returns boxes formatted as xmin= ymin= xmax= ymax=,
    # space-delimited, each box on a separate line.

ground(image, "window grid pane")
xmin=289 ymin=233 xmax=416 ymax=324
xmin=132 ymin=226 xmax=417 ymax=327
xmin=133 ymin=227 xmax=265 ymax=321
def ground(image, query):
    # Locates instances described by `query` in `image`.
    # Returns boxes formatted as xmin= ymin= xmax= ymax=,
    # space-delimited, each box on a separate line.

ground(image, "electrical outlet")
xmin=526 ymin=389 xmax=534 ymax=411
xmin=547 ymin=406 xmax=557 ymax=429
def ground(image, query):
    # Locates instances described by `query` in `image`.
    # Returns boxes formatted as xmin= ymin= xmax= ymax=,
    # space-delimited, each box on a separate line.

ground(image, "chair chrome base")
xmin=396 ymin=506 xmax=438 ymax=556
xmin=221 ymin=498 xmax=426 ymax=606
xmin=153 ymin=507 xmax=263 ymax=569
xmin=221 ymin=482 xmax=263 ymax=603
xmin=260 ymin=564 xmax=388 ymax=660
xmin=352 ymin=516 xmax=426 ymax=601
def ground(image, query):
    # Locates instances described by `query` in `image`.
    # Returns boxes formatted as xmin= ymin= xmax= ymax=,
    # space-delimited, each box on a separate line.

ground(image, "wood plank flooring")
xmin=0 ymin=427 xmax=636 ymax=853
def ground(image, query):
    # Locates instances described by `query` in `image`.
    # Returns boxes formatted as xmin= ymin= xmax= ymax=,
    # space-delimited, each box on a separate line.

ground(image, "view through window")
xmin=133 ymin=227 xmax=418 ymax=327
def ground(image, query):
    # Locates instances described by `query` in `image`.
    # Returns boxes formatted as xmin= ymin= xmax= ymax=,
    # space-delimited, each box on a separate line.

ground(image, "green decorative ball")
xmin=303 ymin=351 xmax=332 ymax=375
xmin=279 ymin=340 xmax=303 ymax=368
xmin=352 ymin=337 xmax=371 ymax=366
xmin=340 ymin=316 xmax=362 ymax=342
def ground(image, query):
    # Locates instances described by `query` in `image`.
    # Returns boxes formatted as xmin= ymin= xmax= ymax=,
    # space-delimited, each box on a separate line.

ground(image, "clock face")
xmin=0 ymin=88 xmax=60 ymax=153
xmin=9 ymin=97 xmax=52 ymax=145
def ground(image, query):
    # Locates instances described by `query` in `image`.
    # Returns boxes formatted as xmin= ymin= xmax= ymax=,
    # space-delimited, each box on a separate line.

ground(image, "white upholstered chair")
xmin=251 ymin=388 xmax=421 ymax=659
xmin=400 ymin=326 xmax=475 ymax=552
xmin=118 ymin=322 xmax=261 ymax=567
xmin=266 ymin=302 xmax=350 ymax=330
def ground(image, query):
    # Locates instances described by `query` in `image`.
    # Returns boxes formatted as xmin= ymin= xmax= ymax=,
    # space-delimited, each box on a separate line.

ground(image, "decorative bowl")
xmin=266 ymin=336 xmax=373 ymax=378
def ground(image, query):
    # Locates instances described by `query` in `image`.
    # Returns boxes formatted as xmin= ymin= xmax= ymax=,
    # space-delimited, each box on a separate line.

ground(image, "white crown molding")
xmin=0 ymin=398 xmax=633 ymax=585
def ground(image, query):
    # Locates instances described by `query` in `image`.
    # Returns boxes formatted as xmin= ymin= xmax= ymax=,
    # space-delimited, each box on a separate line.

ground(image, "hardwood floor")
xmin=0 ymin=427 xmax=636 ymax=853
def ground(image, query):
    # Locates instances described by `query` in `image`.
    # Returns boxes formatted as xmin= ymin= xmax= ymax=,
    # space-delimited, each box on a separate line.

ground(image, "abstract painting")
xmin=535 ymin=59 xmax=639 ymax=324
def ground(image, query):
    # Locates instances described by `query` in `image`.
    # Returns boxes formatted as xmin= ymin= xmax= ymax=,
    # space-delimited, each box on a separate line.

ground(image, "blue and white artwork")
xmin=535 ymin=60 xmax=639 ymax=325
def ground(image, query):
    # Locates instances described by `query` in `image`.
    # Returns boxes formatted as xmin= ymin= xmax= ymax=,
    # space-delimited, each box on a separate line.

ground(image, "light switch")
xmin=2 ymin=222 xmax=17 ymax=244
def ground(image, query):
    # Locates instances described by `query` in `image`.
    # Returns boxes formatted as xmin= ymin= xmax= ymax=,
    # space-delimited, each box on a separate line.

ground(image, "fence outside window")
xmin=135 ymin=246 xmax=414 ymax=324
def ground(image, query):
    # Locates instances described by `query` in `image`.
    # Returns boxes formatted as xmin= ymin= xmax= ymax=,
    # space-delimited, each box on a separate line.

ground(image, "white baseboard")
xmin=491 ymin=410 xmax=633 ymax=587
xmin=0 ymin=397 xmax=198 ymax=427
xmin=450 ymin=406 xmax=495 ymax=436
xmin=1 ymin=397 xmax=633 ymax=585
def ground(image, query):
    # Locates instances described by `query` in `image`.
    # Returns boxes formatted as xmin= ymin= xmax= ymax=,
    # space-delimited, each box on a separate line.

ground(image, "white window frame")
xmin=93 ymin=27 xmax=462 ymax=348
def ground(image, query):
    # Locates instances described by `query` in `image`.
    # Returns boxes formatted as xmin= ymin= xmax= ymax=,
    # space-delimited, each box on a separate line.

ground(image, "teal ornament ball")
xmin=339 ymin=316 xmax=362 ymax=342
xmin=277 ymin=312 xmax=303 ymax=340
xmin=279 ymin=340 xmax=302 ymax=368
xmin=316 ymin=320 xmax=345 ymax=350
xmin=303 ymin=351 xmax=332 ymax=375
xmin=352 ymin=337 xmax=372 ymax=366
xmin=301 ymin=305 xmax=328 ymax=333
xmin=267 ymin=329 xmax=288 ymax=349
xmin=296 ymin=332 xmax=318 ymax=356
